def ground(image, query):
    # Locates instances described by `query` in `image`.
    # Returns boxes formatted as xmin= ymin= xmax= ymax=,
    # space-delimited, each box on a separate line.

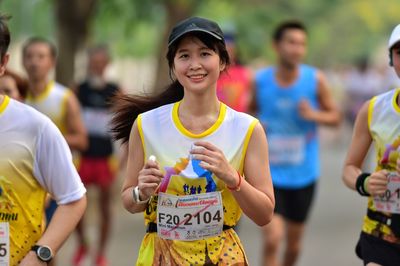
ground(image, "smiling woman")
xmin=111 ymin=17 xmax=275 ymax=265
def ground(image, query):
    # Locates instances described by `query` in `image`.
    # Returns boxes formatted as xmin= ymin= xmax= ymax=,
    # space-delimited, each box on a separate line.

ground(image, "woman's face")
xmin=0 ymin=75 xmax=20 ymax=100
xmin=173 ymin=35 xmax=225 ymax=94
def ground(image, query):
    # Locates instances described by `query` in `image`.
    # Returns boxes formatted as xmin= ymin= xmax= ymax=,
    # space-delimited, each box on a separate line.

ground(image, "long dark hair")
xmin=111 ymin=31 xmax=230 ymax=144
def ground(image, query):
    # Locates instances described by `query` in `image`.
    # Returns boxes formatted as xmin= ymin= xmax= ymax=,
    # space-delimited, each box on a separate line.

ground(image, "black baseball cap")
xmin=168 ymin=17 xmax=224 ymax=47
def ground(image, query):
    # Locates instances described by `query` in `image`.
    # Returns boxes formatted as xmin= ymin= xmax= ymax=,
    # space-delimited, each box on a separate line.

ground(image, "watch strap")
xmin=133 ymin=186 xmax=149 ymax=204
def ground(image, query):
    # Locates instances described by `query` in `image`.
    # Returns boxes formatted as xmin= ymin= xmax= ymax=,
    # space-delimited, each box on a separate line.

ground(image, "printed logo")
xmin=185 ymin=23 xmax=197 ymax=30
xmin=160 ymin=198 xmax=173 ymax=207
xmin=0 ymin=177 xmax=18 ymax=221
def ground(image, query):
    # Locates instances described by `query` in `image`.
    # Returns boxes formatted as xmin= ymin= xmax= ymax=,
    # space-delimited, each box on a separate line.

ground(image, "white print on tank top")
xmin=268 ymin=135 xmax=306 ymax=165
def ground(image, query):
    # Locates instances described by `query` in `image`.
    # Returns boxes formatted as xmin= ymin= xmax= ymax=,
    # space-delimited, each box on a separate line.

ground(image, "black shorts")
xmin=274 ymin=182 xmax=316 ymax=223
xmin=356 ymin=232 xmax=400 ymax=266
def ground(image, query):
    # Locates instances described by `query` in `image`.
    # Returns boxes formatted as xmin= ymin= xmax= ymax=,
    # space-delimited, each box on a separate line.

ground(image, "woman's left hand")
xmin=190 ymin=141 xmax=238 ymax=188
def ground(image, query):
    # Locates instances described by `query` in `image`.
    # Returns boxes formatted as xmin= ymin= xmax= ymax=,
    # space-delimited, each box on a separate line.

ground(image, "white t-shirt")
xmin=0 ymin=96 xmax=86 ymax=204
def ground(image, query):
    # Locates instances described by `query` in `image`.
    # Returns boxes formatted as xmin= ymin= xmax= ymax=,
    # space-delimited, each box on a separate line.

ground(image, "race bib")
xmin=157 ymin=192 xmax=224 ymax=241
xmin=268 ymin=135 xmax=306 ymax=165
xmin=0 ymin=223 xmax=9 ymax=266
xmin=374 ymin=172 xmax=400 ymax=214
xmin=82 ymin=108 xmax=111 ymax=137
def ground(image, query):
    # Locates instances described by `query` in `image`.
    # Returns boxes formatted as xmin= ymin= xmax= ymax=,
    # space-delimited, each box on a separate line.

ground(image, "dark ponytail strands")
xmin=110 ymin=81 xmax=184 ymax=144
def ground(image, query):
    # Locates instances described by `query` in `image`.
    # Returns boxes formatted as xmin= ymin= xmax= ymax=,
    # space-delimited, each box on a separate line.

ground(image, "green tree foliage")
xmin=1 ymin=0 xmax=399 ymax=67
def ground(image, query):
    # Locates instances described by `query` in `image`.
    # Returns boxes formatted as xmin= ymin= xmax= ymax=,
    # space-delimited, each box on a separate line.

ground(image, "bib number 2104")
xmin=157 ymin=192 xmax=224 ymax=241
xmin=159 ymin=210 xmax=222 ymax=226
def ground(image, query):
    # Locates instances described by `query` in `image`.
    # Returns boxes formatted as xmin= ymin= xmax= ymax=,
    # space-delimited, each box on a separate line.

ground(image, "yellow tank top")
xmin=136 ymin=101 xmax=257 ymax=265
xmin=0 ymin=96 xmax=47 ymax=265
xmin=25 ymin=81 xmax=71 ymax=134
xmin=363 ymin=88 xmax=400 ymax=238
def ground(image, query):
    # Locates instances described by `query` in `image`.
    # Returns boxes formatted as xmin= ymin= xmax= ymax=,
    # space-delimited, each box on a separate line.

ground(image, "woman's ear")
xmin=0 ymin=53 xmax=9 ymax=76
xmin=219 ymin=61 xmax=226 ymax=72
xmin=170 ymin=67 xmax=177 ymax=81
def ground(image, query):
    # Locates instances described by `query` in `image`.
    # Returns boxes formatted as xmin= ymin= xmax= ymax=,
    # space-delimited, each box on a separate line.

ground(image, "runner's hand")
xmin=19 ymin=251 xmax=47 ymax=266
xmin=137 ymin=159 xmax=163 ymax=200
xmin=366 ymin=170 xmax=389 ymax=196
xmin=298 ymin=99 xmax=316 ymax=121
xmin=190 ymin=141 xmax=238 ymax=188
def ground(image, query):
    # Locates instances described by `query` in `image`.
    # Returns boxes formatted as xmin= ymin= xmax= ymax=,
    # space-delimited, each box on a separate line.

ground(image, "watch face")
xmin=38 ymin=246 xmax=52 ymax=261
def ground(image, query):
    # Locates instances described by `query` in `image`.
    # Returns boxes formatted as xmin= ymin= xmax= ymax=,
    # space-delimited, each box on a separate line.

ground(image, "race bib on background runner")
xmin=374 ymin=172 xmax=400 ymax=214
xmin=268 ymin=135 xmax=306 ymax=165
xmin=157 ymin=192 xmax=223 ymax=241
xmin=0 ymin=223 xmax=9 ymax=266
xmin=82 ymin=108 xmax=111 ymax=137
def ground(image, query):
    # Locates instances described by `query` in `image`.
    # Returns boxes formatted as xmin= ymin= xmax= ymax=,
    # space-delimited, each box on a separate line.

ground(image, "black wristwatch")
xmin=31 ymin=245 xmax=53 ymax=262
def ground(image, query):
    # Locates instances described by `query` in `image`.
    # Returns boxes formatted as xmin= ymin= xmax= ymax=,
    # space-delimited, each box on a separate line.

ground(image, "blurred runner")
xmin=73 ymin=45 xmax=122 ymax=266
xmin=342 ymin=24 xmax=400 ymax=266
xmin=0 ymin=14 xmax=87 ymax=266
xmin=0 ymin=69 xmax=28 ymax=100
xmin=217 ymin=30 xmax=252 ymax=112
xmin=251 ymin=20 xmax=341 ymax=266
xmin=345 ymin=57 xmax=382 ymax=124
xmin=23 ymin=37 xmax=87 ymax=152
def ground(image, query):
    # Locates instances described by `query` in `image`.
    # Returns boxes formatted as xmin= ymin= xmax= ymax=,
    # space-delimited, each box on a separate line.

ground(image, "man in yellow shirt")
xmin=0 ymin=15 xmax=87 ymax=266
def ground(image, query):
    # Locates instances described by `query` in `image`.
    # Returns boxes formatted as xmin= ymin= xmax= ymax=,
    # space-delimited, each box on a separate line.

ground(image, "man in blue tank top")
xmin=250 ymin=20 xmax=341 ymax=266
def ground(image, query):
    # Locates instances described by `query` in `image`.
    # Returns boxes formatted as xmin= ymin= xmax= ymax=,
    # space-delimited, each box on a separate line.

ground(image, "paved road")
xmin=58 ymin=124 xmax=367 ymax=265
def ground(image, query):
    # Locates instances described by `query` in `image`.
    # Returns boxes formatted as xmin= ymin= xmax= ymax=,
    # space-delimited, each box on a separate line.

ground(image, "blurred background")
xmin=2 ymin=0 xmax=400 ymax=93
xmin=2 ymin=0 xmax=400 ymax=265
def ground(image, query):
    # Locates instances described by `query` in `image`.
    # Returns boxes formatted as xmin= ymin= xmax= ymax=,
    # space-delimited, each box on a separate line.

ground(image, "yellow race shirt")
xmin=136 ymin=101 xmax=258 ymax=265
xmin=0 ymin=96 xmax=86 ymax=265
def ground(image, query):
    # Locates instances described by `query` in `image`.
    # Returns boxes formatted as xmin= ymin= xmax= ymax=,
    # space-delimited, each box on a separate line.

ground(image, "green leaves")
xmin=1 ymin=0 xmax=399 ymax=66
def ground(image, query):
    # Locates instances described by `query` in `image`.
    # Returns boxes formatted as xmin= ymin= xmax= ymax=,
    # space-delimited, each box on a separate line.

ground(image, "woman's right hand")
xmin=137 ymin=159 xmax=164 ymax=200
xmin=366 ymin=170 xmax=389 ymax=196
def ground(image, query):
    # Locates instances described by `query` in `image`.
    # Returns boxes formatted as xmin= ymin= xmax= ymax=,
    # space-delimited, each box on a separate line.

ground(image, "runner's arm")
xmin=64 ymin=92 xmax=88 ymax=151
xmin=300 ymin=71 xmax=341 ymax=126
xmin=233 ymin=122 xmax=275 ymax=226
xmin=20 ymin=197 xmax=87 ymax=265
xmin=342 ymin=101 xmax=372 ymax=190
xmin=121 ymin=120 xmax=163 ymax=213
xmin=342 ymin=101 xmax=389 ymax=195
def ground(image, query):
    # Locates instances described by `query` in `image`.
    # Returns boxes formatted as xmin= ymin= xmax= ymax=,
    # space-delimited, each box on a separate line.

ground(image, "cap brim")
xmin=389 ymin=38 xmax=400 ymax=50
xmin=168 ymin=29 xmax=222 ymax=47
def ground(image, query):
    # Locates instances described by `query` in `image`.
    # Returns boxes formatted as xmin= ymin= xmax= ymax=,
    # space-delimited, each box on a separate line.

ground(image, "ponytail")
xmin=110 ymin=81 xmax=184 ymax=144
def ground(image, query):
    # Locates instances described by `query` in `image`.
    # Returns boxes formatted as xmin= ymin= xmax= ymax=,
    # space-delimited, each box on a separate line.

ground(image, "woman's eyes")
xmin=179 ymin=54 xmax=189 ymax=59
xmin=178 ymin=51 xmax=213 ymax=59
xmin=200 ymin=52 xmax=212 ymax=57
